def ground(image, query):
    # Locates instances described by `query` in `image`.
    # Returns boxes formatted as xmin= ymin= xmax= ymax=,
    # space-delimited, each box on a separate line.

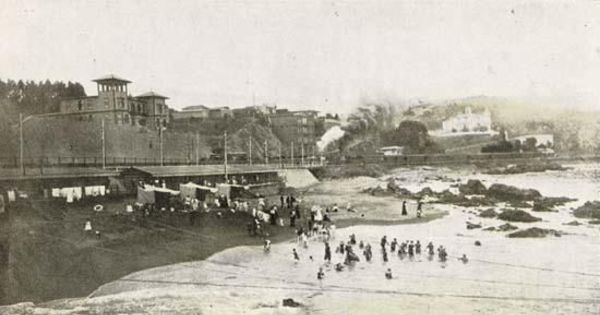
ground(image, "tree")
xmin=523 ymin=137 xmax=538 ymax=152
xmin=382 ymin=120 xmax=442 ymax=154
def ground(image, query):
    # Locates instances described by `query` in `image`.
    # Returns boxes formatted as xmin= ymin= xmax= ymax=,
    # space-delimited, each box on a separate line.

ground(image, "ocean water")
xmin=3 ymin=164 xmax=600 ymax=315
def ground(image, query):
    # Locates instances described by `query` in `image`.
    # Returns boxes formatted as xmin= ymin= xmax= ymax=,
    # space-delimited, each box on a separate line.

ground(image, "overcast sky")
xmin=1 ymin=0 xmax=600 ymax=113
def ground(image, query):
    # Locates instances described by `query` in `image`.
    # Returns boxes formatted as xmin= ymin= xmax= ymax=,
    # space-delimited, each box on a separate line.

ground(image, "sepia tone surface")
xmin=1 ymin=1 xmax=600 ymax=314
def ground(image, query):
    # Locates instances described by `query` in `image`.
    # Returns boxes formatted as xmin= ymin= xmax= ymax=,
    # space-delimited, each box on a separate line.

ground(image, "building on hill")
xmin=171 ymin=105 xmax=210 ymax=120
xmin=270 ymin=109 xmax=321 ymax=155
xmin=59 ymin=75 xmax=170 ymax=129
xmin=431 ymin=107 xmax=497 ymax=137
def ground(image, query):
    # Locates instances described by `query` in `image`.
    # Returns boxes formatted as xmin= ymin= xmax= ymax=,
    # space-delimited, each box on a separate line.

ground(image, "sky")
xmin=1 ymin=0 xmax=600 ymax=114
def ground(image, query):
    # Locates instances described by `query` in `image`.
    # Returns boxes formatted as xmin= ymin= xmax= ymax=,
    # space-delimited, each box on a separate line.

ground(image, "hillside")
xmin=399 ymin=96 xmax=600 ymax=154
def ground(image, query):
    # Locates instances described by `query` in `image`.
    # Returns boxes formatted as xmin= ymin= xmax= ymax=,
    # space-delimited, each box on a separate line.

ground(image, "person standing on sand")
xmin=417 ymin=201 xmax=423 ymax=218
xmin=324 ymin=242 xmax=332 ymax=262
xmin=364 ymin=243 xmax=372 ymax=262
xmin=293 ymin=248 xmax=300 ymax=261
xmin=402 ymin=201 xmax=408 ymax=216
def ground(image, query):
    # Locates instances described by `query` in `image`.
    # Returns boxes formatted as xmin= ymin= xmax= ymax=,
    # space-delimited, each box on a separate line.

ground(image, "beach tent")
xmin=179 ymin=182 xmax=218 ymax=201
xmin=137 ymin=185 xmax=179 ymax=208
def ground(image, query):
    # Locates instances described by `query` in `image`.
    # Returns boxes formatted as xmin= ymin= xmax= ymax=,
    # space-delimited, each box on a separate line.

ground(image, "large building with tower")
xmin=59 ymin=74 xmax=170 ymax=129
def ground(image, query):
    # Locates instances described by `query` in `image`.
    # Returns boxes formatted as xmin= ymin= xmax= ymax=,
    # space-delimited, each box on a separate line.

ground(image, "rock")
xmin=573 ymin=201 xmax=600 ymax=220
xmin=363 ymin=186 xmax=389 ymax=197
xmin=466 ymin=222 xmax=482 ymax=229
xmin=483 ymin=226 xmax=496 ymax=231
xmin=532 ymin=201 xmax=555 ymax=212
xmin=479 ymin=208 xmax=498 ymax=218
xmin=458 ymin=179 xmax=487 ymax=195
xmin=497 ymin=209 xmax=541 ymax=223
xmin=563 ymin=220 xmax=581 ymax=226
xmin=507 ymin=227 xmax=562 ymax=238
xmin=487 ymin=184 xmax=542 ymax=202
xmin=474 ymin=240 xmax=482 ymax=246
xmin=282 ymin=298 xmax=302 ymax=308
xmin=386 ymin=181 xmax=413 ymax=197
xmin=497 ymin=223 xmax=519 ymax=231
xmin=508 ymin=200 xmax=531 ymax=208
xmin=589 ymin=220 xmax=600 ymax=225
xmin=484 ymin=162 xmax=567 ymax=175
xmin=417 ymin=187 xmax=434 ymax=197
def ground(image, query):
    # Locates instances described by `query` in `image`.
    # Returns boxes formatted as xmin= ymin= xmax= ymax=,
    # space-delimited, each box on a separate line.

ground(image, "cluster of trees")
xmin=0 ymin=79 xmax=86 ymax=116
xmin=0 ymin=79 xmax=86 ymax=156
xmin=326 ymin=103 xmax=442 ymax=156
xmin=481 ymin=136 xmax=543 ymax=154
xmin=381 ymin=120 xmax=442 ymax=154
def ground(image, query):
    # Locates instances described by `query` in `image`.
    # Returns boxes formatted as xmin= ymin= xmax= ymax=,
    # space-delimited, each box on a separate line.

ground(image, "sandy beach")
xmin=3 ymin=164 xmax=600 ymax=315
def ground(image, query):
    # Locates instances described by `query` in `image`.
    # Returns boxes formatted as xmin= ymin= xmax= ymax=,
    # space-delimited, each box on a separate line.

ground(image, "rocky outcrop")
xmin=484 ymin=162 xmax=567 ymax=175
xmin=458 ymin=179 xmax=487 ymax=195
xmin=497 ymin=209 xmax=541 ymax=222
xmin=573 ymin=201 xmax=600 ymax=220
xmin=479 ymin=208 xmax=498 ymax=218
xmin=487 ymin=184 xmax=542 ymax=202
xmin=507 ymin=227 xmax=562 ymax=238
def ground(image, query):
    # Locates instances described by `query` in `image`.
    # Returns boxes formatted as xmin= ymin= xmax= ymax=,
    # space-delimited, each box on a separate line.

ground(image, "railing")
xmin=0 ymin=156 xmax=325 ymax=169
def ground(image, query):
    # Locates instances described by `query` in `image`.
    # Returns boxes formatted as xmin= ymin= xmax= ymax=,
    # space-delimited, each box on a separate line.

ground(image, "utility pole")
xmin=224 ymin=131 xmax=228 ymax=181
xmin=248 ymin=135 xmax=252 ymax=166
xmin=290 ymin=141 xmax=294 ymax=166
xmin=159 ymin=125 xmax=164 ymax=166
xmin=19 ymin=113 xmax=24 ymax=176
xmin=101 ymin=118 xmax=106 ymax=169
xmin=278 ymin=142 xmax=282 ymax=168
xmin=195 ymin=132 xmax=200 ymax=165
xmin=301 ymin=142 xmax=305 ymax=166
xmin=264 ymin=140 xmax=268 ymax=165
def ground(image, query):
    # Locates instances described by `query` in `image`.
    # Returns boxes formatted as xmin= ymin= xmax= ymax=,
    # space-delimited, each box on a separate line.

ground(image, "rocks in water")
xmin=497 ymin=223 xmax=519 ymax=231
xmin=497 ymin=209 xmax=541 ymax=223
xmin=573 ymin=201 xmax=600 ymax=219
xmin=466 ymin=222 xmax=482 ymax=229
xmin=458 ymin=179 xmax=487 ymax=195
xmin=588 ymin=220 xmax=600 ymax=225
xmin=416 ymin=187 xmax=434 ymax=197
xmin=508 ymin=200 xmax=531 ymax=208
xmin=386 ymin=180 xmax=413 ymax=197
xmin=483 ymin=223 xmax=519 ymax=232
xmin=563 ymin=220 xmax=581 ymax=226
xmin=533 ymin=197 xmax=577 ymax=212
xmin=484 ymin=162 xmax=567 ymax=175
xmin=363 ymin=186 xmax=390 ymax=196
xmin=507 ymin=227 xmax=562 ymax=238
xmin=532 ymin=201 xmax=555 ymax=212
xmin=282 ymin=298 xmax=302 ymax=308
xmin=487 ymin=184 xmax=542 ymax=202
xmin=479 ymin=208 xmax=498 ymax=218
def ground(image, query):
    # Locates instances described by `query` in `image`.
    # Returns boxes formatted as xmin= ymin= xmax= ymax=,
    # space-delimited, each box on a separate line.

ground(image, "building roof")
xmin=182 ymin=105 xmax=209 ymax=111
xmin=92 ymin=74 xmax=132 ymax=83
xmin=136 ymin=91 xmax=169 ymax=99
xmin=0 ymin=167 xmax=119 ymax=181
xmin=126 ymin=165 xmax=279 ymax=178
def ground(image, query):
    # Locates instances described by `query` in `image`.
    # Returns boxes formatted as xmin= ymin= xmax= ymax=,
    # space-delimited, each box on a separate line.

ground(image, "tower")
xmin=93 ymin=75 xmax=132 ymax=124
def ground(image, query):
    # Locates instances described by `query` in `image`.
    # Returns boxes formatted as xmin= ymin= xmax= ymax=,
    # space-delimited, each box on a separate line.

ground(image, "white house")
xmin=442 ymin=107 xmax=492 ymax=134
xmin=379 ymin=146 xmax=405 ymax=156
